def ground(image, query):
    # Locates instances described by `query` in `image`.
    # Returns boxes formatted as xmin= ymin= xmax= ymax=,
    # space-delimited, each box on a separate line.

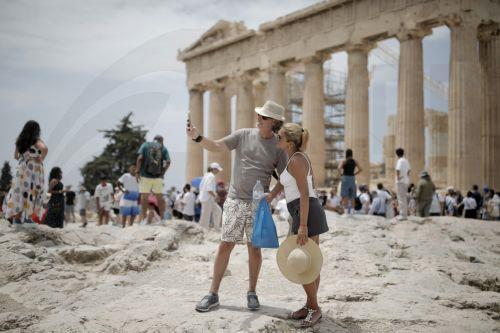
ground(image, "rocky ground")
xmin=0 ymin=213 xmax=499 ymax=332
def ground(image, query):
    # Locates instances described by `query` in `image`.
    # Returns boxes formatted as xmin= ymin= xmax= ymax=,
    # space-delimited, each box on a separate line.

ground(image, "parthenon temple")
xmin=178 ymin=0 xmax=500 ymax=192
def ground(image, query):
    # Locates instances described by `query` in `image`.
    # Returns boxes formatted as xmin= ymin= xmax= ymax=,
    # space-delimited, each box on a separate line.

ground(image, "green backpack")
xmin=144 ymin=142 xmax=163 ymax=177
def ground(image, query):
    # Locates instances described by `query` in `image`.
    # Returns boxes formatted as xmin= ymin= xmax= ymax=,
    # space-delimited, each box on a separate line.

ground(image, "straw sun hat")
xmin=276 ymin=235 xmax=323 ymax=285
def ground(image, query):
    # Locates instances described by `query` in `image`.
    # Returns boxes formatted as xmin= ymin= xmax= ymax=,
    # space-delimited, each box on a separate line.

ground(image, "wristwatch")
xmin=192 ymin=135 xmax=203 ymax=143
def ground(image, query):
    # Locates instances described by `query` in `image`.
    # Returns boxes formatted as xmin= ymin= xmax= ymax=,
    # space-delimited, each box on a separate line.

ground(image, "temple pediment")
xmin=181 ymin=20 xmax=248 ymax=54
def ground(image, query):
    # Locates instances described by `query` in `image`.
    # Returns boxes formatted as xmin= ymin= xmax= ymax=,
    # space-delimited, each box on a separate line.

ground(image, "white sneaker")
xmin=396 ymin=216 xmax=407 ymax=221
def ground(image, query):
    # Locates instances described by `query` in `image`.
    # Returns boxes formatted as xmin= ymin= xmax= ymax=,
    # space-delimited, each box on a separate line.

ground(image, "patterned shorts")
xmin=221 ymin=197 xmax=255 ymax=244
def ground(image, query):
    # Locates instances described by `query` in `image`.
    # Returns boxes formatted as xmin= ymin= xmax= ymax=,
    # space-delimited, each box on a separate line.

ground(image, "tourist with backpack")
xmin=135 ymin=135 xmax=171 ymax=223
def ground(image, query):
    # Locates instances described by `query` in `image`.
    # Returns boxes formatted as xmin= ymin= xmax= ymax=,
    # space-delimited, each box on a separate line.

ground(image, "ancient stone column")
xmin=302 ymin=55 xmax=328 ymax=186
xmin=185 ymin=87 xmax=204 ymax=181
xmin=268 ymin=64 xmax=288 ymax=119
xmin=253 ymin=81 xmax=267 ymax=109
xmin=208 ymin=82 xmax=231 ymax=183
xmin=447 ymin=15 xmax=482 ymax=191
xmin=479 ymin=24 xmax=500 ymax=190
xmin=383 ymin=115 xmax=397 ymax=181
xmin=345 ymin=43 xmax=372 ymax=186
xmin=396 ymin=28 xmax=430 ymax=184
xmin=425 ymin=109 xmax=448 ymax=185
xmin=236 ymin=73 xmax=255 ymax=130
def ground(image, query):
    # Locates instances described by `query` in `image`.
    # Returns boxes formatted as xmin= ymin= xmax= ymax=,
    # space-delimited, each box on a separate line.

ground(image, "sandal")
xmin=301 ymin=308 xmax=322 ymax=328
xmin=287 ymin=305 xmax=309 ymax=320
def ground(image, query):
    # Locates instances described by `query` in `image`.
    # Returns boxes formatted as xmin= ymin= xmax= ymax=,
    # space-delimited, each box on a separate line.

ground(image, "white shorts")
xmin=99 ymin=202 xmax=112 ymax=212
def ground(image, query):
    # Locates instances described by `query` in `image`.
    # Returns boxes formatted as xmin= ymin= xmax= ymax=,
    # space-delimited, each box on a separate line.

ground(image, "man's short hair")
xmin=154 ymin=135 xmax=163 ymax=142
xmin=395 ymin=148 xmax=404 ymax=157
xmin=377 ymin=183 xmax=383 ymax=190
xmin=472 ymin=184 xmax=479 ymax=191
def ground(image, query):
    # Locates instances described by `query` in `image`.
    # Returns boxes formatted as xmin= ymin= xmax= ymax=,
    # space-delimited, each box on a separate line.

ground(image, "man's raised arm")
xmin=186 ymin=118 xmax=228 ymax=152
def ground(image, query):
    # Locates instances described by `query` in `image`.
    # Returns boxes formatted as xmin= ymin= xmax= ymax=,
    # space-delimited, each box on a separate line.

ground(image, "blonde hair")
xmin=282 ymin=123 xmax=309 ymax=152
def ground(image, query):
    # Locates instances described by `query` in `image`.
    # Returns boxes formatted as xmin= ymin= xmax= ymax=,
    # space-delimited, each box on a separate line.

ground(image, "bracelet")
xmin=192 ymin=135 xmax=203 ymax=143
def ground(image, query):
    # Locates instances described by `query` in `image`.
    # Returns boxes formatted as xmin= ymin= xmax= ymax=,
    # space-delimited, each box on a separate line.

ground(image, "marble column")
xmin=253 ymin=81 xmax=267 ymax=109
xmin=383 ymin=115 xmax=397 ymax=181
xmin=185 ymin=87 xmax=204 ymax=181
xmin=302 ymin=55 xmax=327 ymax=186
xmin=396 ymin=28 xmax=429 ymax=184
xmin=208 ymin=83 xmax=231 ymax=183
xmin=236 ymin=73 xmax=255 ymax=130
xmin=425 ymin=109 xmax=448 ymax=185
xmin=479 ymin=24 xmax=500 ymax=190
xmin=447 ymin=15 xmax=482 ymax=191
xmin=268 ymin=64 xmax=289 ymax=120
xmin=345 ymin=43 xmax=372 ymax=186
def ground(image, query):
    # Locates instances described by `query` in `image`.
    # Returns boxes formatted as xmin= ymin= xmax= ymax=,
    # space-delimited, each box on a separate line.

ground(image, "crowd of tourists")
xmin=321 ymin=147 xmax=500 ymax=221
xmin=0 ymin=121 xmax=175 ymax=228
xmin=309 ymin=181 xmax=500 ymax=221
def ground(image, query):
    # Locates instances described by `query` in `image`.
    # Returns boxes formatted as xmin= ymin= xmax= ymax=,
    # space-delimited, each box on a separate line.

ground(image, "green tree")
xmin=0 ymin=161 xmax=13 ymax=192
xmin=81 ymin=112 xmax=147 ymax=194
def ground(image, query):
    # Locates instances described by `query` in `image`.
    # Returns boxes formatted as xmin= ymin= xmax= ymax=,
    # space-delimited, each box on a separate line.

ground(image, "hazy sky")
xmin=0 ymin=0 xmax=449 ymax=190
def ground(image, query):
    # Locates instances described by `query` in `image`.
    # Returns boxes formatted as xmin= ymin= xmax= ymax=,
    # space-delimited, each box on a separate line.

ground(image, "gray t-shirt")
xmin=223 ymin=128 xmax=287 ymax=200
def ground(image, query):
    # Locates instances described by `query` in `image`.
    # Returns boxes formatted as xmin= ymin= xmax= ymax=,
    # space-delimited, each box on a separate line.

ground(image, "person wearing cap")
xmin=198 ymin=163 xmax=223 ymax=229
xmin=76 ymin=185 xmax=91 ymax=227
xmin=415 ymin=171 xmax=436 ymax=217
xmin=187 ymin=100 xmax=287 ymax=312
xmin=274 ymin=122 xmax=328 ymax=327
xmin=136 ymin=135 xmax=171 ymax=223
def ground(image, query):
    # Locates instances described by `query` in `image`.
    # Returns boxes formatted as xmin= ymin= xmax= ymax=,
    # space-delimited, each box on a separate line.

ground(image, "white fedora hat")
xmin=255 ymin=100 xmax=286 ymax=121
xmin=276 ymin=235 xmax=323 ymax=285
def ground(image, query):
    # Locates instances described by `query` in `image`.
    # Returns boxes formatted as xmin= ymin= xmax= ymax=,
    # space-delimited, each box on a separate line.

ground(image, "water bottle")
xmin=252 ymin=180 xmax=264 ymax=209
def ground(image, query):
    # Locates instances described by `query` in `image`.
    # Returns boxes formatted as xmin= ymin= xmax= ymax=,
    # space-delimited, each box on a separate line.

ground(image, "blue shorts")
xmin=341 ymin=175 xmax=356 ymax=199
xmin=120 ymin=205 xmax=139 ymax=217
xmin=123 ymin=191 xmax=140 ymax=201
